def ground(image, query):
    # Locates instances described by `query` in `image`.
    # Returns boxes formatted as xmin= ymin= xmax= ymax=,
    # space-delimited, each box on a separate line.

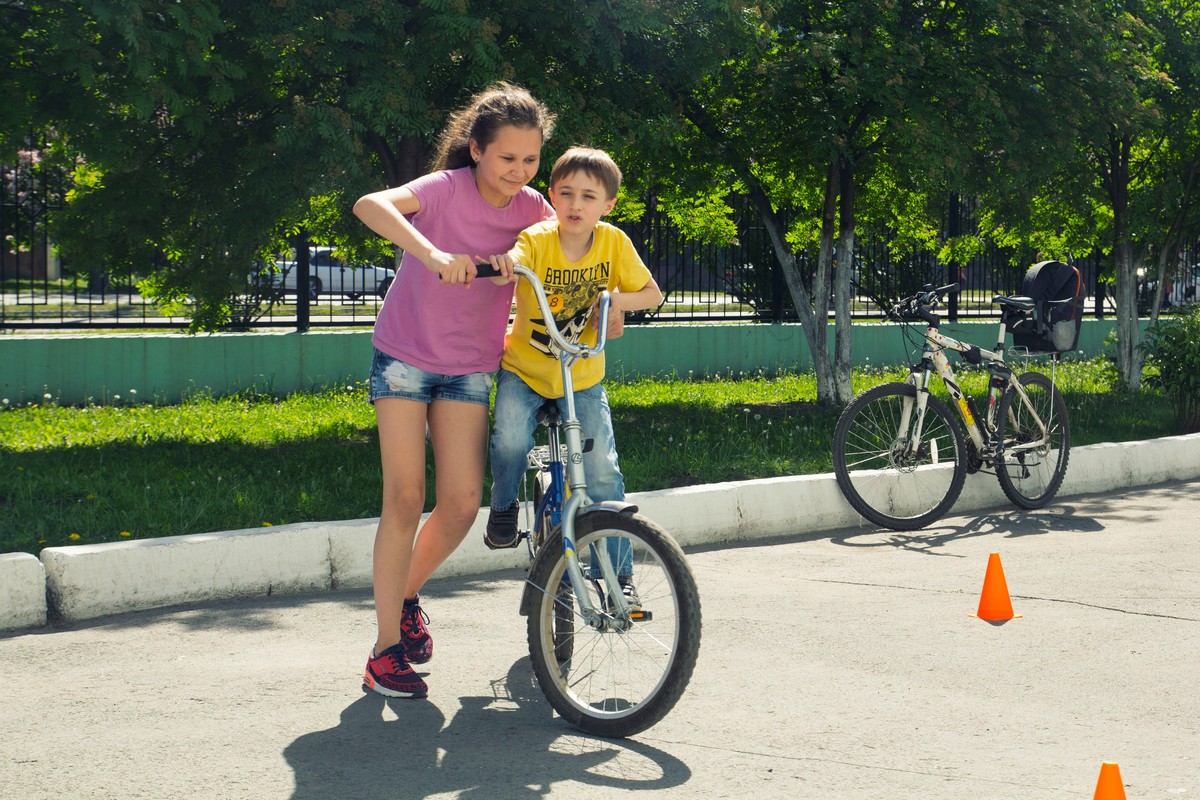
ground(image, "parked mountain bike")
xmin=481 ymin=263 xmax=702 ymax=738
xmin=832 ymin=277 xmax=1074 ymax=531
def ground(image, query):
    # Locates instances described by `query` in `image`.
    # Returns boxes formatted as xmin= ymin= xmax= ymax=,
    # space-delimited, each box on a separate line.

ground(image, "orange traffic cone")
xmin=971 ymin=551 xmax=1021 ymax=621
xmin=1093 ymin=761 xmax=1127 ymax=800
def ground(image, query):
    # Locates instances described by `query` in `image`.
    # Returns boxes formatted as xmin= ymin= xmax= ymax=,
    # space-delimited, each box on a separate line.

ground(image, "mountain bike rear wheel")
xmin=995 ymin=370 xmax=1070 ymax=508
xmin=526 ymin=511 xmax=701 ymax=738
xmin=832 ymin=381 xmax=968 ymax=530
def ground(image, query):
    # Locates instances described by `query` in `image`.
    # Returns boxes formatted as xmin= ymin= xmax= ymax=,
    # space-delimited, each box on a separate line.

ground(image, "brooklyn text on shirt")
xmin=544 ymin=261 xmax=611 ymax=288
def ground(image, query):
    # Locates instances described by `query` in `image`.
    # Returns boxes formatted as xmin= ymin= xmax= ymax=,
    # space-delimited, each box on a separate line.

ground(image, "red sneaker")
xmin=362 ymin=644 xmax=428 ymax=698
xmin=401 ymin=596 xmax=433 ymax=664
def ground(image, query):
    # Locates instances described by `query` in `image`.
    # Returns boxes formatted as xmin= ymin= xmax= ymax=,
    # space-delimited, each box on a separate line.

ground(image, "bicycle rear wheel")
xmin=526 ymin=511 xmax=701 ymax=738
xmin=832 ymin=382 xmax=968 ymax=531
xmin=995 ymin=370 xmax=1070 ymax=508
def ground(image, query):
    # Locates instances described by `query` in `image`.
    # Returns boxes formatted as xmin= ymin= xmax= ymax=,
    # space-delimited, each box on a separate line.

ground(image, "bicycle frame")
xmin=509 ymin=264 xmax=636 ymax=629
xmin=906 ymin=315 xmax=1052 ymax=463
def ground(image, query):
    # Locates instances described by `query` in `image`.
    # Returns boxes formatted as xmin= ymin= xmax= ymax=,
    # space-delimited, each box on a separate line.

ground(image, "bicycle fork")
xmin=545 ymin=358 xmax=636 ymax=632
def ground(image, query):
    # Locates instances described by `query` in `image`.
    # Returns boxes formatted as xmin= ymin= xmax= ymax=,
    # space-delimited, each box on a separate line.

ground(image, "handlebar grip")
xmin=473 ymin=262 xmax=501 ymax=278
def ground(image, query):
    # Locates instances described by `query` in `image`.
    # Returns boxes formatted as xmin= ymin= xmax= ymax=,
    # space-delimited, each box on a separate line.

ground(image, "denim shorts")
xmin=368 ymin=348 xmax=493 ymax=407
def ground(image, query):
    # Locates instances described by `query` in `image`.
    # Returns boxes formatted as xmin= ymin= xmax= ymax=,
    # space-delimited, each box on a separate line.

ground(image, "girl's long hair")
xmin=430 ymin=82 xmax=556 ymax=171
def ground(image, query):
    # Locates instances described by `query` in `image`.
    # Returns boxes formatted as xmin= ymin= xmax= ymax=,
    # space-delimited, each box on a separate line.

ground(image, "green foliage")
xmin=7 ymin=0 xmax=1200 ymax=348
xmin=1140 ymin=304 xmax=1200 ymax=432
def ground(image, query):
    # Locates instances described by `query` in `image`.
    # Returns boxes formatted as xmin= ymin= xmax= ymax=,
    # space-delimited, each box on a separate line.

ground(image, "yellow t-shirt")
xmin=502 ymin=220 xmax=652 ymax=397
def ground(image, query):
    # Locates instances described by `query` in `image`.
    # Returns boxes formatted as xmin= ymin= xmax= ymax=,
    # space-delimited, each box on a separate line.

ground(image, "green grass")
xmin=0 ymin=358 xmax=1175 ymax=555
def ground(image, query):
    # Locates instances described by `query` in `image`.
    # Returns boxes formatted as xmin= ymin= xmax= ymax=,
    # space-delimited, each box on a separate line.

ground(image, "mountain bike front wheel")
xmin=526 ymin=511 xmax=702 ymax=738
xmin=995 ymin=370 xmax=1071 ymax=508
xmin=832 ymin=381 xmax=968 ymax=531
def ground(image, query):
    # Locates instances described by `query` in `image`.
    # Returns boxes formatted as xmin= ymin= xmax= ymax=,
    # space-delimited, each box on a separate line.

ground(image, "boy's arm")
xmin=596 ymin=278 xmax=664 ymax=339
xmin=610 ymin=277 xmax=663 ymax=313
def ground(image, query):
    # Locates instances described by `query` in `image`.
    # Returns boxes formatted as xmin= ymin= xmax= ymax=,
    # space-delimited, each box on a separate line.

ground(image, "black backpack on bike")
xmin=1009 ymin=260 xmax=1084 ymax=353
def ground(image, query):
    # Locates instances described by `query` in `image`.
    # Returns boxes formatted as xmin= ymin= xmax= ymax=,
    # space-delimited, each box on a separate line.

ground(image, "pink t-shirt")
xmin=372 ymin=167 xmax=554 ymax=375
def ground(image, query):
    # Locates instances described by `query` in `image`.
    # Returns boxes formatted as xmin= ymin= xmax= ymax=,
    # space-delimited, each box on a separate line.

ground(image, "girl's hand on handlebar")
xmin=428 ymin=251 xmax=478 ymax=286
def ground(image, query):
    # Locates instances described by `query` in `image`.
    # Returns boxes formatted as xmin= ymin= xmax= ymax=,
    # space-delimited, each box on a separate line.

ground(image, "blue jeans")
xmin=489 ymin=368 xmax=630 ymax=577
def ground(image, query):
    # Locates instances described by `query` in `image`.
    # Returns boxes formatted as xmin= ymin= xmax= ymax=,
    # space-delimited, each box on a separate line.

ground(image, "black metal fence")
xmin=5 ymin=159 xmax=1198 ymax=331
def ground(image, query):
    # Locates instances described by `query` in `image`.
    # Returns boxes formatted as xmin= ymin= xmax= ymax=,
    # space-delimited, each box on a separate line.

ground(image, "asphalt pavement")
xmin=2 ymin=479 xmax=1198 ymax=800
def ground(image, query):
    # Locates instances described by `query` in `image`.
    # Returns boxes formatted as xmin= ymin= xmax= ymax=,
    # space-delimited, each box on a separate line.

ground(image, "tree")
xmin=6 ymin=0 xmax=731 ymax=329
xmin=641 ymin=0 xmax=1108 ymax=406
xmin=1013 ymin=0 xmax=1198 ymax=389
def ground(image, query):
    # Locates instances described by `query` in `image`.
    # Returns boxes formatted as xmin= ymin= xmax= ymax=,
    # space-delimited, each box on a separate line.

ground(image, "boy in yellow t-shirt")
xmin=484 ymin=148 xmax=662 ymax=600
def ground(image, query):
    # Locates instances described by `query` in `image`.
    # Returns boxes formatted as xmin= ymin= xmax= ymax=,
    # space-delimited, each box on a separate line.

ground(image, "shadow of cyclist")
xmin=283 ymin=657 xmax=691 ymax=800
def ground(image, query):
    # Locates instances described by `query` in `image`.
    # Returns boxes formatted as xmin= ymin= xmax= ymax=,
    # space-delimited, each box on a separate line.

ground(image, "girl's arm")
xmin=352 ymin=186 xmax=487 ymax=286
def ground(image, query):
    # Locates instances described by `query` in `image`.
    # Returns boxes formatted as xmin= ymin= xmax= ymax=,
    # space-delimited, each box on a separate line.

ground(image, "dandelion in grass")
xmin=69 ymin=533 xmax=81 ymax=541
xmin=262 ymin=522 xmax=273 ymax=527
xmin=86 ymin=494 xmax=95 ymax=501
xmin=119 ymin=531 xmax=131 ymax=538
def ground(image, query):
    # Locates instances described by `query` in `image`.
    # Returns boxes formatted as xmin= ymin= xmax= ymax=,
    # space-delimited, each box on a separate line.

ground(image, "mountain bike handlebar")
xmin=889 ymin=282 xmax=960 ymax=325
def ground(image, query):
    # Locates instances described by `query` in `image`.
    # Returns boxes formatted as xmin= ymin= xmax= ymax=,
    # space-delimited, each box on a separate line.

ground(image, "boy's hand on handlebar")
xmin=481 ymin=254 xmax=517 ymax=285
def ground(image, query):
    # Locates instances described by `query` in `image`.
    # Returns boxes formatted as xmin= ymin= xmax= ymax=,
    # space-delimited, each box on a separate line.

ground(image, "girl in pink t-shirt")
xmin=352 ymin=83 xmax=556 ymax=699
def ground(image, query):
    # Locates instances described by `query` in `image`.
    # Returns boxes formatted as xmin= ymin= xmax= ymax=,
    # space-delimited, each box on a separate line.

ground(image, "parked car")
xmin=259 ymin=246 xmax=394 ymax=300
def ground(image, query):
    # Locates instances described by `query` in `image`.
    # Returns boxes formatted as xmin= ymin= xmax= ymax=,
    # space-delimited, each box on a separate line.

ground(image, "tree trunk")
xmin=1106 ymin=132 xmax=1143 ymax=390
xmin=744 ymin=175 xmax=836 ymax=405
xmin=1113 ymin=241 xmax=1141 ymax=389
xmin=832 ymin=159 xmax=856 ymax=407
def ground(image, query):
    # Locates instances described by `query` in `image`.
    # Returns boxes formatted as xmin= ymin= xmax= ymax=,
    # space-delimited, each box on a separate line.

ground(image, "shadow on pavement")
xmin=283 ymin=656 xmax=692 ymax=800
xmin=829 ymin=503 xmax=1106 ymax=555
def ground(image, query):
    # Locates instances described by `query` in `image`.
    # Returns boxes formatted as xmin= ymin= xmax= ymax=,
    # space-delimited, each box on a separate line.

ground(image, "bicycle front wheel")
xmin=833 ymin=382 xmax=968 ymax=531
xmin=995 ymin=370 xmax=1070 ymax=508
xmin=526 ymin=511 xmax=701 ymax=738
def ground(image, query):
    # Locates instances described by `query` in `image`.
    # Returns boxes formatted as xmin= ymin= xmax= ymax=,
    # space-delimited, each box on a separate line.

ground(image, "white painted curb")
xmin=0 ymin=553 xmax=48 ymax=630
xmin=3 ymin=433 xmax=1198 ymax=631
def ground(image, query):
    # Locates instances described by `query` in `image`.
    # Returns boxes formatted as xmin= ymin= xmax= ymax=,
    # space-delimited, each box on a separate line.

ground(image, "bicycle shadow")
xmin=828 ymin=503 xmax=1105 ymax=556
xmin=283 ymin=656 xmax=691 ymax=800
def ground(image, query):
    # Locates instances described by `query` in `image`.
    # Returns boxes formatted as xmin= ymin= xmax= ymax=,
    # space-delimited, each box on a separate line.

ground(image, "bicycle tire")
xmin=526 ymin=510 xmax=702 ymax=738
xmin=995 ymin=370 xmax=1070 ymax=508
xmin=832 ymin=382 xmax=968 ymax=531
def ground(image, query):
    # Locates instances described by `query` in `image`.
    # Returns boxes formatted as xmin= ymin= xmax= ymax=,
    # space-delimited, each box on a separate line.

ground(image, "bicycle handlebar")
xmin=474 ymin=262 xmax=611 ymax=359
xmin=889 ymin=282 xmax=959 ymax=325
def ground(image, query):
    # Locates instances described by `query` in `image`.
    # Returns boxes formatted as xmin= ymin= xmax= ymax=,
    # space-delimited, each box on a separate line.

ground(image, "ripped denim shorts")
xmin=367 ymin=348 xmax=493 ymax=407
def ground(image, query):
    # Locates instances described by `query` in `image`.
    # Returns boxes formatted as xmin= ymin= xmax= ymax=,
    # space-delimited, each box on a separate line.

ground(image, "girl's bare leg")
xmin=372 ymin=398 xmax=429 ymax=655
xmin=405 ymin=398 xmax=490 ymax=596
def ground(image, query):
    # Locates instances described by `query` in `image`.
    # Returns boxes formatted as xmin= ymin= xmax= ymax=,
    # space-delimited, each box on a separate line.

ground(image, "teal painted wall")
xmin=0 ymin=318 xmax=1130 ymax=405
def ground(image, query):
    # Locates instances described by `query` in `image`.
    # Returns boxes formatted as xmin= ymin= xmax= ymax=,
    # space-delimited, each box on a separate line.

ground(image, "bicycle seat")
xmin=993 ymin=295 xmax=1036 ymax=310
xmin=533 ymin=399 xmax=594 ymax=453
xmin=535 ymin=400 xmax=561 ymax=427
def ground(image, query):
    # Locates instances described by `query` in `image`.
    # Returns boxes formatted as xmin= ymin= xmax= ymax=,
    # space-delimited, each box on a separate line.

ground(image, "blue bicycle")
xmin=493 ymin=264 xmax=702 ymax=738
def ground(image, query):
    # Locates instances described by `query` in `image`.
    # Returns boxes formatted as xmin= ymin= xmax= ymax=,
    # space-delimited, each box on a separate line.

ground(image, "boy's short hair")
xmin=548 ymin=147 xmax=622 ymax=199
